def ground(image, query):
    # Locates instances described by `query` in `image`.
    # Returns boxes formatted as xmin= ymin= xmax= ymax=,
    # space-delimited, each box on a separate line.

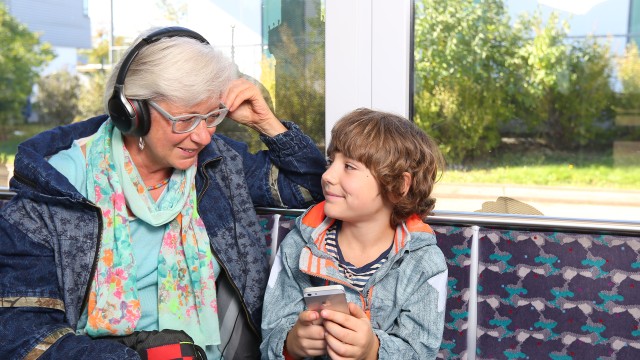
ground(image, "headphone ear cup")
xmin=108 ymin=87 xmax=136 ymax=134
xmin=129 ymin=99 xmax=151 ymax=137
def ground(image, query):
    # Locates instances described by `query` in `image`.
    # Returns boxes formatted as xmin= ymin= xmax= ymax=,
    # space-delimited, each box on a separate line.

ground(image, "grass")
xmin=0 ymin=123 xmax=55 ymax=165
xmin=442 ymin=140 xmax=640 ymax=190
xmin=443 ymin=164 xmax=640 ymax=190
xmin=0 ymin=127 xmax=639 ymax=190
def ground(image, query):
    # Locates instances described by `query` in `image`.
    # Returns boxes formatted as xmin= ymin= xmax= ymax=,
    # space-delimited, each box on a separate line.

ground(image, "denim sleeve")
xmin=0 ymin=207 xmax=138 ymax=359
xmin=260 ymin=229 xmax=313 ymax=359
xmin=221 ymin=121 xmax=326 ymax=208
xmin=375 ymin=266 xmax=447 ymax=359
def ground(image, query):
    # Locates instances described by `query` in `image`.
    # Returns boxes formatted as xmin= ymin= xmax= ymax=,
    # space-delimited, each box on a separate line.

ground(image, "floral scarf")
xmin=83 ymin=120 xmax=220 ymax=347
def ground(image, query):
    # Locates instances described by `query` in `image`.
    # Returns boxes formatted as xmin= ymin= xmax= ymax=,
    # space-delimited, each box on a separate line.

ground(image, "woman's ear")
xmin=401 ymin=172 xmax=412 ymax=197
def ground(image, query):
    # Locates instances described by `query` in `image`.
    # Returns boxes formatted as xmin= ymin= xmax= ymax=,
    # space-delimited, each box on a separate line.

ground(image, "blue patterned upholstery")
xmin=433 ymin=225 xmax=473 ymax=359
xmin=476 ymin=229 xmax=640 ymax=359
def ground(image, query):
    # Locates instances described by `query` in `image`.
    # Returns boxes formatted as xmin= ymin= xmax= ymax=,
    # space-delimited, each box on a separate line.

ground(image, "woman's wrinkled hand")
xmin=221 ymin=78 xmax=287 ymax=137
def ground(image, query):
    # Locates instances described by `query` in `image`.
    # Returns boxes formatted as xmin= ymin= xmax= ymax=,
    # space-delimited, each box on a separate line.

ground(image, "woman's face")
xmin=141 ymin=98 xmax=219 ymax=171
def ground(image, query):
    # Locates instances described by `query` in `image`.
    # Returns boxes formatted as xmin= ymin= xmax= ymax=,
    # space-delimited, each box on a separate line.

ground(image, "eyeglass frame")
xmin=148 ymin=100 xmax=228 ymax=134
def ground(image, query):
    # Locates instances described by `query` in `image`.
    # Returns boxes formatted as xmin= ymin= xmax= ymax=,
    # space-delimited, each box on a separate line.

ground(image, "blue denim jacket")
xmin=0 ymin=115 xmax=325 ymax=359
xmin=261 ymin=202 xmax=448 ymax=360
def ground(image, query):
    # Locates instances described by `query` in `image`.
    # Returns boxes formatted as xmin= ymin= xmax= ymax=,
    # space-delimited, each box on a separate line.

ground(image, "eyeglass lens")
xmin=173 ymin=111 xmax=226 ymax=133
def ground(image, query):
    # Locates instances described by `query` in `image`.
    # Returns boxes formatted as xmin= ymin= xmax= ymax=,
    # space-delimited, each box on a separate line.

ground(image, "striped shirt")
xmin=325 ymin=222 xmax=392 ymax=292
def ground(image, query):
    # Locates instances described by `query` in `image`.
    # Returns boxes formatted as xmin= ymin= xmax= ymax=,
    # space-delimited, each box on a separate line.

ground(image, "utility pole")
xmin=109 ymin=0 xmax=114 ymax=66
xmin=231 ymin=25 xmax=236 ymax=64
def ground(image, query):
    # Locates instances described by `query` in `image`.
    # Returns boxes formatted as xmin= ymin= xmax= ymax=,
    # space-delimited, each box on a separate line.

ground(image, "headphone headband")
xmin=108 ymin=27 xmax=210 ymax=136
xmin=114 ymin=27 xmax=209 ymax=86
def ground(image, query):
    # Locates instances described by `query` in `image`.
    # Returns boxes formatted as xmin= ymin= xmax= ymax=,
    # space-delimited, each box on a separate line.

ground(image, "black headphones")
xmin=107 ymin=27 xmax=210 ymax=136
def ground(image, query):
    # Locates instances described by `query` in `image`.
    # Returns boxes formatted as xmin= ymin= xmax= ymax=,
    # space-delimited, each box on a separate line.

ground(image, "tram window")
xmin=413 ymin=0 xmax=640 ymax=221
xmin=0 ymin=0 xmax=326 ymax=188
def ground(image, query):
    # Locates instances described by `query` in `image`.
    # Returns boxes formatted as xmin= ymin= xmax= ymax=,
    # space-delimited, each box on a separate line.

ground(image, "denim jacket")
xmin=0 ymin=115 xmax=325 ymax=359
xmin=261 ymin=202 xmax=448 ymax=360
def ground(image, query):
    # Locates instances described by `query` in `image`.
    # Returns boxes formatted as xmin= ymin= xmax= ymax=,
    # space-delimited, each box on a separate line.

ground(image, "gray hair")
xmin=104 ymin=28 xmax=237 ymax=111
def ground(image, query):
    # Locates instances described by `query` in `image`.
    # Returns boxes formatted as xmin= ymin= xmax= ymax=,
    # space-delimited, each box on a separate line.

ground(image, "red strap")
xmin=283 ymin=345 xmax=295 ymax=360
xmin=144 ymin=343 xmax=196 ymax=360
xmin=145 ymin=343 xmax=183 ymax=360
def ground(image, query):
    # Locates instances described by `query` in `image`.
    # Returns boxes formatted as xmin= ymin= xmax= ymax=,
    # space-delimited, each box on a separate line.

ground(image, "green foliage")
xmin=615 ymin=42 xmax=640 ymax=126
xmin=34 ymin=70 xmax=81 ymax=125
xmin=77 ymin=71 xmax=108 ymax=121
xmin=618 ymin=43 xmax=640 ymax=93
xmin=413 ymin=0 xmax=619 ymax=162
xmin=414 ymin=0 xmax=516 ymax=163
xmin=509 ymin=13 xmax=616 ymax=149
xmin=268 ymin=15 xmax=326 ymax=151
xmin=0 ymin=3 xmax=54 ymax=129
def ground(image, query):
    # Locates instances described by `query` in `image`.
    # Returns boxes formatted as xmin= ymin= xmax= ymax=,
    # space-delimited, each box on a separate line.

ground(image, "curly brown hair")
xmin=327 ymin=108 xmax=444 ymax=227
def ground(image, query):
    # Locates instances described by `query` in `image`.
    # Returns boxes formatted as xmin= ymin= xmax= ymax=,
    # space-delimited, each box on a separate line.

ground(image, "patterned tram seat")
xmin=475 ymin=229 xmax=640 ymax=359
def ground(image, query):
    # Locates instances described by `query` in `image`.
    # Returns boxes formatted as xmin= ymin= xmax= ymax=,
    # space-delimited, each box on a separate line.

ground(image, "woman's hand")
xmin=321 ymin=303 xmax=380 ymax=360
xmin=221 ymin=78 xmax=287 ymax=137
xmin=285 ymin=310 xmax=327 ymax=359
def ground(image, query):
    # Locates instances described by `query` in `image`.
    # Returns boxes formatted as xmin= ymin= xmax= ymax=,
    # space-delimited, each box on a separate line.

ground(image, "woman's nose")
xmin=191 ymin=120 xmax=213 ymax=145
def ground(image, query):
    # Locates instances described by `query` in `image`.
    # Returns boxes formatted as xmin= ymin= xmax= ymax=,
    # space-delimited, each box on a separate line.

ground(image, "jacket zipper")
xmin=79 ymin=201 xmax=104 ymax=319
xmin=13 ymin=171 xmax=38 ymax=189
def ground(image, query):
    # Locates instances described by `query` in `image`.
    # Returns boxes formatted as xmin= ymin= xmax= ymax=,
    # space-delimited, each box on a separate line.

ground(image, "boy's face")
xmin=322 ymin=152 xmax=393 ymax=225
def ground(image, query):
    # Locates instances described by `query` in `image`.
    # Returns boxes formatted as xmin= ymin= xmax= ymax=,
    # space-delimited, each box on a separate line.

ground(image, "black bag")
xmin=102 ymin=329 xmax=207 ymax=360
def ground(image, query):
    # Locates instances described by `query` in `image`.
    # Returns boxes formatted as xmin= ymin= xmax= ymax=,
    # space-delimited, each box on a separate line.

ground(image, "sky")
xmin=87 ymin=0 xmax=630 ymax=77
xmin=538 ymin=0 xmax=609 ymax=15
xmin=87 ymin=0 xmax=265 ymax=78
xmin=88 ymin=0 xmax=173 ymax=40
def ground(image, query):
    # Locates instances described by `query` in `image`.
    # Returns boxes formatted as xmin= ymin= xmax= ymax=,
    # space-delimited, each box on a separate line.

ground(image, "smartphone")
xmin=303 ymin=285 xmax=349 ymax=314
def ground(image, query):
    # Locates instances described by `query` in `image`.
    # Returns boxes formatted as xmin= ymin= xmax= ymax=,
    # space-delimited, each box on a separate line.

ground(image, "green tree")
xmin=77 ymin=70 xmax=108 ymax=121
xmin=414 ymin=1 xmax=616 ymax=160
xmin=34 ymin=70 xmax=81 ymax=125
xmin=268 ymin=16 xmax=326 ymax=151
xmin=260 ymin=0 xmax=325 ymax=152
xmin=0 ymin=3 xmax=54 ymax=129
xmin=616 ymin=42 xmax=640 ymax=112
xmin=76 ymin=34 xmax=127 ymax=121
xmin=613 ymin=42 xmax=640 ymax=143
xmin=511 ymin=12 xmax=615 ymax=149
xmin=413 ymin=0 xmax=517 ymax=163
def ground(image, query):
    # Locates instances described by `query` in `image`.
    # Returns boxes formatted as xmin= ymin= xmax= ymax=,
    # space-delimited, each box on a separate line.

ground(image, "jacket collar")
xmin=12 ymin=115 xmax=108 ymax=200
xmin=296 ymin=201 xmax=436 ymax=287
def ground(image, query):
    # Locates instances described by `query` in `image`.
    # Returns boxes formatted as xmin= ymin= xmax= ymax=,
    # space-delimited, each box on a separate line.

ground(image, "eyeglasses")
xmin=148 ymin=100 xmax=228 ymax=134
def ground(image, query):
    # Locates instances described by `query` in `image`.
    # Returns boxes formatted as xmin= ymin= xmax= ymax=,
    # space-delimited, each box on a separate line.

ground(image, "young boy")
xmin=261 ymin=108 xmax=448 ymax=360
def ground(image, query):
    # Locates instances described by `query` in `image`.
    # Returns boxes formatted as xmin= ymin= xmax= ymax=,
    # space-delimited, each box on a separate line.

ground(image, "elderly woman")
xmin=0 ymin=27 xmax=325 ymax=359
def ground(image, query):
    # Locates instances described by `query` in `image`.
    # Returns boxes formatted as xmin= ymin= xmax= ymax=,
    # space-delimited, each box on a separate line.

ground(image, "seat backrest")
xmin=257 ymin=212 xmax=474 ymax=359
xmin=474 ymin=228 xmax=640 ymax=359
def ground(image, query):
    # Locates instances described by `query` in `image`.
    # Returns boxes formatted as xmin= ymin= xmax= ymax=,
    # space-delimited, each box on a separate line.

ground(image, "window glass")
xmin=0 ymin=0 xmax=325 ymax=187
xmin=413 ymin=0 xmax=640 ymax=221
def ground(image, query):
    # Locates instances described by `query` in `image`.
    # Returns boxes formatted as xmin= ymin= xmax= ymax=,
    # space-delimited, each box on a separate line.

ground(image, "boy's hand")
xmin=285 ymin=310 xmax=327 ymax=359
xmin=321 ymin=302 xmax=380 ymax=360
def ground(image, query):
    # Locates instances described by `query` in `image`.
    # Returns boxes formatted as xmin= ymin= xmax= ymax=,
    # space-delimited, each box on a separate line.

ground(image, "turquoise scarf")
xmin=83 ymin=120 xmax=220 ymax=347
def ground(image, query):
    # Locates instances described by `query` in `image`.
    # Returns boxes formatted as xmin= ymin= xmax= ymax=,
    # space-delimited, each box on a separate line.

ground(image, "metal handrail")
xmin=2 ymin=187 xmax=638 ymax=236
xmin=0 ymin=187 xmax=15 ymax=201
xmin=255 ymin=207 xmax=640 ymax=236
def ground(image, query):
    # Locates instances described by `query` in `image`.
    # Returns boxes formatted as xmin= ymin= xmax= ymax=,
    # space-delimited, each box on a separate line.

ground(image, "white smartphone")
xmin=303 ymin=285 xmax=349 ymax=314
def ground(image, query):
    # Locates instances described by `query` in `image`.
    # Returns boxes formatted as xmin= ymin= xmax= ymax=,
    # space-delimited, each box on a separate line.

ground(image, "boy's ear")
xmin=401 ymin=172 xmax=412 ymax=197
